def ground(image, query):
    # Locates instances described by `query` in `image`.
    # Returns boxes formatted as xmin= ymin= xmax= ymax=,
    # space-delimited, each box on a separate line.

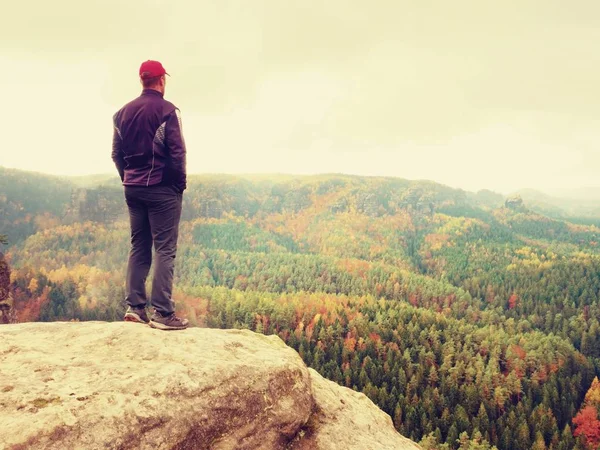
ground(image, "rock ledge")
xmin=0 ymin=322 xmax=419 ymax=450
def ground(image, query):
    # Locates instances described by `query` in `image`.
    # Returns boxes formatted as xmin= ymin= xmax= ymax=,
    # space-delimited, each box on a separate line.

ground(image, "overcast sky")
xmin=1 ymin=1 xmax=599 ymax=194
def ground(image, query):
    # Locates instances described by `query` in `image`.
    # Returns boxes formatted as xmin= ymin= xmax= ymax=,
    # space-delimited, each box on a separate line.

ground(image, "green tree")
xmin=558 ymin=424 xmax=575 ymax=450
xmin=531 ymin=431 xmax=546 ymax=450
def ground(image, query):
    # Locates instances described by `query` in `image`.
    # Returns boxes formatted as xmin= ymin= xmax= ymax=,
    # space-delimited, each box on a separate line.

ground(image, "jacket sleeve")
xmin=111 ymin=114 xmax=125 ymax=182
xmin=165 ymin=108 xmax=187 ymax=192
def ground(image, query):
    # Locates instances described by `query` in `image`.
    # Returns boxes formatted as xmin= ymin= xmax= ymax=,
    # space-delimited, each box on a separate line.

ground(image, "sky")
xmin=1 ymin=0 xmax=599 ymax=194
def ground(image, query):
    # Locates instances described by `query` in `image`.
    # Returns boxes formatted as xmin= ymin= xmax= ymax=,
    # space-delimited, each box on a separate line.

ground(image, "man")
xmin=112 ymin=60 xmax=189 ymax=330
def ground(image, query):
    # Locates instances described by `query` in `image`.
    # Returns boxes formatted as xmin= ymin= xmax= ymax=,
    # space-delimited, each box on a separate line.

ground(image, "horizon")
xmin=4 ymin=164 xmax=600 ymax=200
xmin=2 ymin=1 xmax=600 ymax=195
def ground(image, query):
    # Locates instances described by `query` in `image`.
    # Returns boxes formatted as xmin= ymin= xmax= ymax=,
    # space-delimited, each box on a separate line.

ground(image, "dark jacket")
xmin=112 ymin=89 xmax=187 ymax=192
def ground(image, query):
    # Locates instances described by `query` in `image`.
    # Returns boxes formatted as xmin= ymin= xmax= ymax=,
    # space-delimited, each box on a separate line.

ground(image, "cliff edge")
xmin=0 ymin=252 xmax=13 ymax=324
xmin=0 ymin=322 xmax=419 ymax=450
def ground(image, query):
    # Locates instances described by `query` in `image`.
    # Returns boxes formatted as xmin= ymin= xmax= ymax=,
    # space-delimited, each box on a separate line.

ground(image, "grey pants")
xmin=124 ymin=185 xmax=182 ymax=315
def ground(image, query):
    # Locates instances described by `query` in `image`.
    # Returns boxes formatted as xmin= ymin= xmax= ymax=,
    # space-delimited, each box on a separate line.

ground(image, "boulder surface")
xmin=289 ymin=368 xmax=419 ymax=450
xmin=0 ymin=322 xmax=419 ymax=449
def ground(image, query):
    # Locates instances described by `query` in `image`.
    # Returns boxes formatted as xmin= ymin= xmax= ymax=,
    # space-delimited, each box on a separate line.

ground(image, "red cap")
xmin=139 ymin=60 xmax=169 ymax=79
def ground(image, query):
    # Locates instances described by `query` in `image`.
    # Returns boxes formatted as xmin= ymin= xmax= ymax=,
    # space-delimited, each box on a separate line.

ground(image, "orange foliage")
xmin=573 ymin=406 xmax=600 ymax=450
xmin=337 ymin=259 xmax=371 ymax=279
xmin=368 ymin=332 xmax=382 ymax=344
xmin=536 ymin=366 xmax=548 ymax=383
xmin=408 ymin=294 xmax=419 ymax=307
xmin=344 ymin=335 xmax=357 ymax=352
xmin=14 ymin=286 xmax=49 ymax=322
xmin=508 ymin=293 xmax=519 ymax=309
xmin=424 ymin=233 xmax=450 ymax=251
xmin=510 ymin=344 xmax=527 ymax=360
xmin=305 ymin=323 xmax=314 ymax=340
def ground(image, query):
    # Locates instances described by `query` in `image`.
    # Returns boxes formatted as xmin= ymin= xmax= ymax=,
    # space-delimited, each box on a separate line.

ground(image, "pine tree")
xmin=447 ymin=424 xmax=459 ymax=447
xmin=531 ymin=431 xmax=546 ymax=450
xmin=514 ymin=422 xmax=531 ymax=450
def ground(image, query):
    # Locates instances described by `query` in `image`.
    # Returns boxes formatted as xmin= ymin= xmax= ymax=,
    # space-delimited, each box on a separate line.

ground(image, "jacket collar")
xmin=141 ymin=89 xmax=164 ymax=98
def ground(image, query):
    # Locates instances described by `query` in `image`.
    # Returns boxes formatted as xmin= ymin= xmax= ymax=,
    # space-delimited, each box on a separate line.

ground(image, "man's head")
xmin=139 ymin=60 xmax=169 ymax=94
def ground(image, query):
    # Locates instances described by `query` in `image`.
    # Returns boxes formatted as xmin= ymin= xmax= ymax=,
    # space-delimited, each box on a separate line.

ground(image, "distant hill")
xmin=514 ymin=187 xmax=600 ymax=222
xmin=61 ymin=173 xmax=120 ymax=188
xmin=0 ymin=167 xmax=74 ymax=242
xmin=546 ymin=186 xmax=600 ymax=201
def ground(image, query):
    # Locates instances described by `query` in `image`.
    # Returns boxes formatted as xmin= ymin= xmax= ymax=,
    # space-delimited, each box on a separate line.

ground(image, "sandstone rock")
xmin=290 ymin=368 xmax=419 ymax=450
xmin=0 ymin=322 xmax=419 ymax=449
xmin=0 ymin=252 xmax=13 ymax=324
xmin=505 ymin=195 xmax=525 ymax=210
xmin=0 ymin=252 xmax=11 ymax=302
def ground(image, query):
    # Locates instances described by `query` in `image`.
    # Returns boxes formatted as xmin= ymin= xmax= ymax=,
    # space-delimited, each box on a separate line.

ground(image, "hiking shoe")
xmin=149 ymin=311 xmax=189 ymax=331
xmin=123 ymin=306 xmax=149 ymax=324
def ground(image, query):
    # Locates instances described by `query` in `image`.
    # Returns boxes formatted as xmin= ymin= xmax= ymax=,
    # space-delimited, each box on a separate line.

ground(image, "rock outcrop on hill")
xmin=0 ymin=322 xmax=419 ymax=450
xmin=504 ymin=195 xmax=525 ymax=211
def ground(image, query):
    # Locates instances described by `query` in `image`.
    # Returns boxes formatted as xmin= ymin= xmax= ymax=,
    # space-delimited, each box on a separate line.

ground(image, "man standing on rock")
xmin=112 ymin=60 xmax=189 ymax=330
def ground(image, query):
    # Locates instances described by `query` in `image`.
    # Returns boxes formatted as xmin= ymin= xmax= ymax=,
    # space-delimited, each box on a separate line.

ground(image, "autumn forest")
xmin=2 ymin=166 xmax=600 ymax=449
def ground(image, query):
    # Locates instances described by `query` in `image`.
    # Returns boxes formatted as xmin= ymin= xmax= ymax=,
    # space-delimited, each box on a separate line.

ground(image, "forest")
xmin=2 ymin=165 xmax=600 ymax=449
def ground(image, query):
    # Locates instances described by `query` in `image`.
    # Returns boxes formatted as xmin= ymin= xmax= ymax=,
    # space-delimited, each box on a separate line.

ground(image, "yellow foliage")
xmin=515 ymin=247 xmax=532 ymax=256
xmin=584 ymin=377 xmax=600 ymax=406
xmin=28 ymin=278 xmax=38 ymax=293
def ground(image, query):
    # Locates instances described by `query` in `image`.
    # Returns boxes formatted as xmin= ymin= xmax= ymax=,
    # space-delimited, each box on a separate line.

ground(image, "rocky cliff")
xmin=0 ymin=322 xmax=419 ymax=450
xmin=0 ymin=252 xmax=13 ymax=324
